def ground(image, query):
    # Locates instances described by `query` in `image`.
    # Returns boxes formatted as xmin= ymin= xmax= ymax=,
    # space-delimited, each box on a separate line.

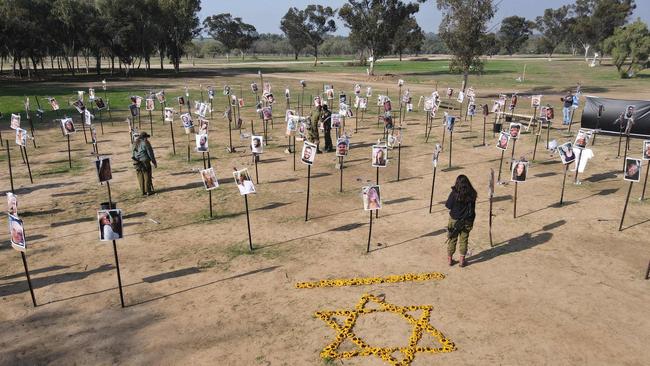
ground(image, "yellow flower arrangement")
xmin=295 ymin=272 xmax=445 ymax=289
xmin=314 ymin=294 xmax=456 ymax=366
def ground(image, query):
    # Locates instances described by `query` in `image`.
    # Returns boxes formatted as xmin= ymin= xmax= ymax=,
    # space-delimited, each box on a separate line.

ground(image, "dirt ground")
xmin=1 ymin=66 xmax=649 ymax=366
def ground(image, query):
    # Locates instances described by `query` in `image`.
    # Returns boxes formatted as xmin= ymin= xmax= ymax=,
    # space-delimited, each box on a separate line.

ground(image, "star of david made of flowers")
xmin=315 ymin=294 xmax=456 ymax=366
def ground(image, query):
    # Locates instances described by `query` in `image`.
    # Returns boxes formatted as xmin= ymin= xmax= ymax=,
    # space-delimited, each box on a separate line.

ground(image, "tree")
xmin=498 ymin=16 xmax=534 ymax=56
xmin=393 ymin=17 xmax=425 ymax=60
xmin=602 ymin=19 xmax=650 ymax=77
xmin=280 ymin=8 xmax=310 ymax=60
xmin=159 ymin=0 xmax=201 ymax=72
xmin=203 ymin=13 xmax=259 ymax=61
xmin=302 ymin=5 xmax=337 ymax=66
xmin=535 ymin=6 xmax=573 ymax=59
xmin=482 ymin=33 xmax=500 ymax=57
xmin=339 ymin=0 xmax=423 ymax=75
xmin=571 ymin=0 xmax=636 ymax=61
xmin=437 ymin=0 xmax=496 ymax=91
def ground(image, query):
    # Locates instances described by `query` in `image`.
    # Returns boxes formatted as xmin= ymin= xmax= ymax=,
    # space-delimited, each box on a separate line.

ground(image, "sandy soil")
xmin=0 ymin=69 xmax=649 ymax=366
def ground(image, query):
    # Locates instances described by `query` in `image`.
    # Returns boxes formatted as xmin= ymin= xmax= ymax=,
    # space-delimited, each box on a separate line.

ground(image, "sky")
xmin=198 ymin=0 xmax=650 ymax=36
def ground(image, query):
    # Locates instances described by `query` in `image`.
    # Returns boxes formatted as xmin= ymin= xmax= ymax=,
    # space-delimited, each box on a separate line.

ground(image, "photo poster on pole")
xmin=60 ymin=117 xmax=77 ymax=136
xmin=233 ymin=168 xmax=256 ymax=195
xmin=336 ymin=136 xmax=350 ymax=158
xmin=511 ymin=160 xmax=529 ymax=183
xmin=195 ymin=133 xmax=209 ymax=152
xmin=10 ymin=113 xmax=21 ymax=130
xmin=371 ymin=144 xmax=388 ymax=168
xmin=8 ymin=213 xmax=26 ymax=252
xmin=97 ymin=209 xmax=124 ymax=241
xmin=95 ymin=156 xmax=113 ymax=183
xmin=251 ymin=135 xmax=264 ymax=155
xmin=623 ymin=158 xmax=642 ymax=183
xmin=15 ymin=128 xmax=28 ymax=147
xmin=200 ymin=167 xmax=219 ymax=190
xmin=301 ymin=141 xmax=317 ymax=166
xmin=7 ymin=192 xmax=18 ymax=217
xmin=362 ymin=185 xmax=382 ymax=211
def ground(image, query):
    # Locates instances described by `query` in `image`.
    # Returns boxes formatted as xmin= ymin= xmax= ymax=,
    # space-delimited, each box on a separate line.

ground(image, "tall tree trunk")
xmin=399 ymin=51 xmax=402 ymax=61
xmin=461 ymin=69 xmax=468 ymax=92
xmin=294 ymin=51 xmax=298 ymax=61
xmin=241 ymin=50 xmax=245 ymax=61
xmin=313 ymin=46 xmax=318 ymax=66
xmin=96 ymin=53 xmax=101 ymax=75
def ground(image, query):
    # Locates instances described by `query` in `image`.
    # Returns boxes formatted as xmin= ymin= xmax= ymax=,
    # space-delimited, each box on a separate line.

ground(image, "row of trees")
xmin=0 ymin=0 xmax=201 ymax=77
xmin=0 ymin=0 xmax=645 ymax=79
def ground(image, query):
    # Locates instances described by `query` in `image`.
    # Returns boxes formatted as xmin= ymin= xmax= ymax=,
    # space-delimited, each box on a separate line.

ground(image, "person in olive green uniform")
xmin=321 ymin=104 xmax=333 ymax=152
xmin=308 ymin=105 xmax=322 ymax=153
xmin=132 ymin=132 xmax=157 ymax=196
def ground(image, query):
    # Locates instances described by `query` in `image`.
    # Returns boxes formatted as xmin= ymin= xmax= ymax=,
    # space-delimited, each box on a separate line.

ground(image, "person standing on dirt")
xmin=445 ymin=174 xmax=477 ymax=268
xmin=132 ymin=132 xmax=157 ymax=196
xmin=309 ymin=104 xmax=322 ymax=153
xmin=561 ymin=91 xmax=573 ymax=125
xmin=321 ymin=104 xmax=333 ymax=152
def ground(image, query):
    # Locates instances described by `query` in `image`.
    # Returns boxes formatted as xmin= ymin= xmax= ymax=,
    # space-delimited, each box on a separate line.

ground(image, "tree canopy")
xmin=498 ymin=16 xmax=535 ymax=56
xmin=203 ymin=13 xmax=258 ymax=61
xmin=602 ymin=19 xmax=650 ymax=77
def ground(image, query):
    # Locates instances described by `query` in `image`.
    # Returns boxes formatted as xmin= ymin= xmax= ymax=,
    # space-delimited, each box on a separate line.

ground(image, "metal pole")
xmin=21 ymin=252 xmax=37 ymax=307
xmin=619 ymin=181 xmax=634 ymax=231
xmin=305 ymin=165 xmax=311 ymax=221
xmin=244 ymin=195 xmax=253 ymax=251
xmin=112 ymin=240 xmax=125 ymax=308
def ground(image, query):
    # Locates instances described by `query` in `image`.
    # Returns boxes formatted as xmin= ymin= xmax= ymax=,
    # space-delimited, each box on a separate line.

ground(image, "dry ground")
xmin=1 ymin=64 xmax=649 ymax=366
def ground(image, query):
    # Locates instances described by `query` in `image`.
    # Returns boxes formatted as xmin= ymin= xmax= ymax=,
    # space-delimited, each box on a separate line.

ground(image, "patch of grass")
xmin=224 ymin=242 xmax=284 ymax=260
xmin=197 ymin=259 xmax=219 ymax=270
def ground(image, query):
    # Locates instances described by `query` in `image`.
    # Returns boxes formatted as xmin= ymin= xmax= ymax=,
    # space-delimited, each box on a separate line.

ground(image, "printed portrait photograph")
xmin=388 ymin=129 xmax=402 ymax=148
xmin=531 ymin=95 xmax=542 ymax=107
xmin=265 ymin=93 xmax=275 ymax=104
xmin=446 ymin=115 xmax=456 ymax=131
xmin=467 ymin=103 xmax=476 ymax=116
xmin=234 ymin=169 xmax=256 ymax=195
xmin=10 ymin=114 xmax=20 ymax=130
xmin=336 ymin=137 xmax=349 ymax=157
xmin=326 ymin=89 xmax=334 ymax=99
xmin=251 ymin=135 xmax=264 ymax=154
xmin=574 ymin=130 xmax=589 ymax=149
xmin=156 ymin=91 xmax=166 ymax=103
xmin=331 ymin=113 xmax=342 ymax=129
xmin=624 ymin=105 xmax=635 ymax=120
xmin=208 ymin=87 xmax=215 ymax=99
xmin=89 ymin=88 xmax=96 ymax=100
xmin=7 ymin=192 xmax=18 ymax=216
xmin=72 ymin=99 xmax=85 ymax=114
xmin=95 ymin=156 xmax=112 ymax=183
xmin=61 ymin=118 xmax=76 ymax=135
xmin=432 ymin=143 xmax=442 ymax=167
xmin=49 ymin=97 xmax=60 ymax=111
xmin=424 ymin=98 xmax=434 ymax=112
xmin=496 ymin=131 xmax=510 ymax=150
xmin=262 ymin=107 xmax=273 ymax=121
xmin=198 ymin=119 xmax=209 ymax=135
xmin=509 ymin=123 xmax=521 ymax=139
xmin=146 ymin=98 xmax=155 ymax=111
xmin=362 ymin=185 xmax=382 ymax=211
xmin=511 ymin=161 xmax=529 ymax=182
xmin=97 ymin=209 xmax=123 ymax=241
xmin=297 ymin=121 xmax=306 ymax=140
xmin=624 ymin=158 xmax=642 ymax=182
xmin=15 ymin=128 xmax=27 ymax=147
xmin=558 ymin=142 xmax=576 ymax=165
xmin=354 ymin=84 xmax=361 ymax=95
xmin=197 ymin=102 xmax=209 ymax=117
xmin=286 ymin=117 xmax=298 ymax=136
xmin=383 ymin=99 xmax=392 ymax=112
xmin=643 ymin=140 xmax=650 ymax=160
xmin=196 ymin=133 xmax=209 ymax=152
xmin=250 ymin=82 xmax=258 ymax=93
xmin=129 ymin=104 xmax=139 ymax=117
xmin=164 ymin=108 xmax=174 ymax=122
xmin=446 ymin=87 xmax=453 ymax=98
xmin=491 ymin=101 xmax=500 ymax=113
xmin=9 ymin=214 xmax=26 ymax=251
xmin=301 ymin=141 xmax=317 ymax=165
xmin=95 ymin=97 xmax=106 ymax=110
xmin=181 ymin=113 xmax=193 ymax=128
xmin=200 ymin=168 xmax=219 ymax=190
xmin=382 ymin=114 xmax=394 ymax=130
xmin=398 ymin=79 xmax=404 ymax=87
xmin=178 ymin=96 xmax=185 ymax=106
xmin=456 ymin=91 xmax=465 ymax=103
xmin=372 ymin=145 xmax=388 ymax=168
xmin=339 ymin=94 xmax=347 ymax=104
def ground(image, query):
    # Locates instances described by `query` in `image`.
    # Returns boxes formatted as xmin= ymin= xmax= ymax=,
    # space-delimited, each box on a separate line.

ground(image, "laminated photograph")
xmin=624 ymin=158 xmax=641 ymax=182
xmin=196 ymin=133 xmax=209 ymax=152
xmin=371 ymin=144 xmax=388 ymax=168
xmin=234 ymin=168 xmax=256 ymax=195
xmin=95 ymin=156 xmax=112 ymax=183
xmin=164 ymin=108 xmax=174 ymax=122
xmin=301 ymin=141 xmax=317 ymax=165
xmin=251 ymin=135 xmax=264 ymax=154
xmin=201 ymin=168 xmax=219 ymax=190
xmin=10 ymin=114 xmax=20 ymax=130
xmin=15 ymin=129 xmax=27 ymax=147
xmin=9 ymin=214 xmax=26 ymax=251
xmin=336 ymin=136 xmax=349 ymax=157
xmin=97 ymin=209 xmax=123 ymax=241
xmin=7 ymin=192 xmax=18 ymax=216
xmin=511 ymin=160 xmax=529 ymax=182
xmin=362 ymin=185 xmax=382 ymax=211
xmin=61 ymin=118 xmax=76 ymax=135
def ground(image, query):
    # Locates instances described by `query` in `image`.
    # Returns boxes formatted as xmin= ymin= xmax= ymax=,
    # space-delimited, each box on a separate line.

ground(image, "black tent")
xmin=580 ymin=96 xmax=650 ymax=137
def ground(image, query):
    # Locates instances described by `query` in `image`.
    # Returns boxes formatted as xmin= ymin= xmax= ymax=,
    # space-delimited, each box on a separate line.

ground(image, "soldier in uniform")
xmin=131 ymin=132 xmax=157 ymax=196
xmin=308 ymin=105 xmax=322 ymax=153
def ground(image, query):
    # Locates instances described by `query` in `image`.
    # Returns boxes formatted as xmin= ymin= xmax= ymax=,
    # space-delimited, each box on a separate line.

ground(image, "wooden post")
xmin=560 ymin=164 xmax=569 ymax=205
xmin=497 ymin=149 xmax=505 ymax=182
xmin=112 ymin=240 xmax=125 ymax=308
xmin=169 ymin=118 xmax=176 ymax=155
xmin=366 ymin=211 xmax=373 ymax=253
xmin=429 ymin=166 xmax=437 ymax=213
xmin=640 ymin=160 xmax=649 ymax=201
xmin=305 ymin=165 xmax=311 ymax=221
xmin=22 ymin=146 xmax=33 ymax=184
xmin=513 ymin=181 xmax=518 ymax=219
xmin=397 ymin=142 xmax=402 ymax=181
xmin=67 ymin=134 xmax=72 ymax=168
xmin=21 ymin=252 xmax=37 ymax=307
xmin=482 ymin=115 xmax=487 ymax=146
xmin=448 ymin=130 xmax=453 ymax=169
xmin=619 ymin=181 xmax=634 ymax=231
xmin=244 ymin=195 xmax=253 ymax=251
xmin=339 ymin=156 xmax=344 ymax=193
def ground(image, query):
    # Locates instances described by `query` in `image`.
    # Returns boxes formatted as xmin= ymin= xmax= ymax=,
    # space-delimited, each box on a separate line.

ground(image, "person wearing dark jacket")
xmin=445 ymin=174 xmax=477 ymax=267
xmin=321 ymin=105 xmax=333 ymax=152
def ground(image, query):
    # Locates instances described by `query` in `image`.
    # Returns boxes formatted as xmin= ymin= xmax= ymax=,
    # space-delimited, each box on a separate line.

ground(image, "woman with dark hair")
xmin=445 ymin=175 xmax=477 ymax=267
